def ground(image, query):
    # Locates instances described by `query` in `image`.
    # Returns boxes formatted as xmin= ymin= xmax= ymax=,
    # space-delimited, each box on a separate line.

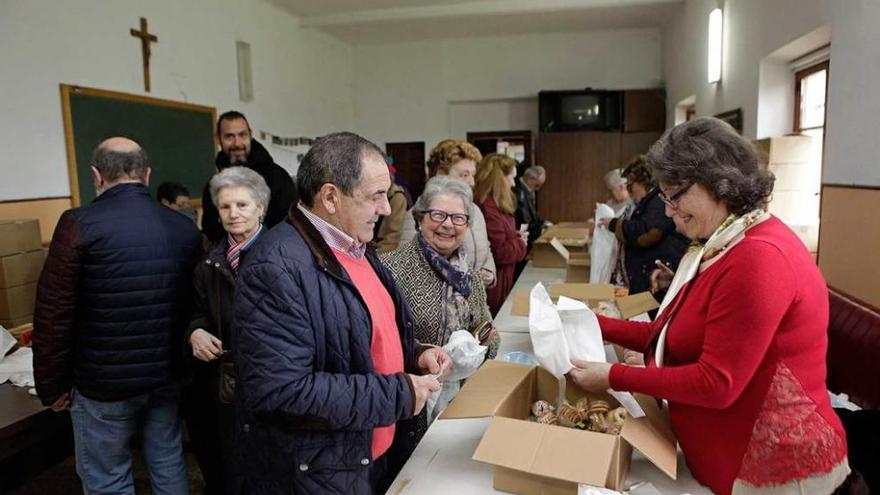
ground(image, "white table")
xmin=494 ymin=265 xmax=568 ymax=334
xmin=388 ymin=263 xmax=712 ymax=495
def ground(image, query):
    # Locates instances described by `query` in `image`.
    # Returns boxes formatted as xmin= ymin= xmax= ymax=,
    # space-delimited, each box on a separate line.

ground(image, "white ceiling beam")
xmin=299 ymin=0 xmax=681 ymax=27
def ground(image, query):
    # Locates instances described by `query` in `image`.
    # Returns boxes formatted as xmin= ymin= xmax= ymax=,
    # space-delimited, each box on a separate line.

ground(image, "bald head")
xmin=90 ymin=137 xmax=149 ymax=190
xmin=98 ymin=137 xmax=142 ymax=154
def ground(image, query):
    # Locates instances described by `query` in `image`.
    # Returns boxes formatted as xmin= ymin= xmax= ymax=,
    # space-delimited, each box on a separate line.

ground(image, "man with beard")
xmin=201 ymin=111 xmax=296 ymax=241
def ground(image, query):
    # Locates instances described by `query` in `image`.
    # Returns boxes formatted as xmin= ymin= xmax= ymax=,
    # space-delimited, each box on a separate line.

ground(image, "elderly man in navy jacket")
xmin=234 ymin=132 xmax=448 ymax=494
xmin=34 ymin=137 xmax=201 ymax=494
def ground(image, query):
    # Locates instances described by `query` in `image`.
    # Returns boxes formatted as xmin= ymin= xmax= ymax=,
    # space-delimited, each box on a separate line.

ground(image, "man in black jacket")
xmin=34 ymin=137 xmax=202 ymax=494
xmin=201 ymin=111 xmax=296 ymax=241
xmin=514 ymin=165 xmax=546 ymax=246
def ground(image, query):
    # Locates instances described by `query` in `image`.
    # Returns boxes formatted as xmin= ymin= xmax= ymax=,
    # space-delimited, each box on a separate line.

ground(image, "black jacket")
xmin=34 ymin=183 xmax=202 ymax=404
xmin=202 ymin=140 xmax=296 ymax=242
xmin=609 ymin=188 xmax=689 ymax=295
xmin=514 ymin=179 xmax=543 ymax=245
xmin=234 ymin=208 xmax=426 ymax=494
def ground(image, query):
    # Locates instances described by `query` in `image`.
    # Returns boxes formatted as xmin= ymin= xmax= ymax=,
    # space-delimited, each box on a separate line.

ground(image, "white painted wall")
xmin=0 ymin=0 xmax=353 ymax=200
xmin=662 ymin=0 xmax=830 ymax=139
xmin=352 ymin=28 xmax=663 ymax=155
xmin=824 ymin=0 xmax=880 ymax=186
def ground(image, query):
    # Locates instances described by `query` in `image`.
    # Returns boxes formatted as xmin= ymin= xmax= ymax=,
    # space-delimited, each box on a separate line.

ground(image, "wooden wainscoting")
xmin=818 ymin=185 xmax=880 ymax=308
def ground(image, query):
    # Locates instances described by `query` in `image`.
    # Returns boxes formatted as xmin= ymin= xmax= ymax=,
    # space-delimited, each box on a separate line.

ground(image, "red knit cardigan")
xmin=601 ymin=216 xmax=847 ymax=495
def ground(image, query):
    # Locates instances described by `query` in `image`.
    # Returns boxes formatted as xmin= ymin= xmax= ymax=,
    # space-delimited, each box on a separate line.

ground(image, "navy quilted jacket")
xmin=34 ymin=183 xmax=201 ymax=404
xmin=234 ymin=207 xmax=423 ymax=494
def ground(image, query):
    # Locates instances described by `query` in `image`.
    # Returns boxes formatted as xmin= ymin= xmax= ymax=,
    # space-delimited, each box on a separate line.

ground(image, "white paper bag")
xmin=556 ymin=296 xmax=606 ymax=363
xmin=590 ymin=203 xmax=617 ymax=284
xmin=528 ymin=283 xmax=572 ymax=377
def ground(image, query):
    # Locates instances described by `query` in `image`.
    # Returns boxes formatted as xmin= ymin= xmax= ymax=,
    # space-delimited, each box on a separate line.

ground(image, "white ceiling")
xmin=268 ymin=0 xmax=682 ymax=44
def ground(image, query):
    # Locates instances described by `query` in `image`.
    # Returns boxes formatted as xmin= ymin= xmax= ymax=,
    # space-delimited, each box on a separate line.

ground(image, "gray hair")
xmin=413 ymin=175 xmax=474 ymax=224
xmin=604 ymin=168 xmax=626 ymax=189
xmin=297 ymin=132 xmax=385 ymax=208
xmin=91 ymin=144 xmax=148 ymax=182
xmin=647 ymin=117 xmax=774 ymax=215
xmin=209 ymin=166 xmax=270 ymax=210
xmin=523 ymin=165 xmax=546 ymax=180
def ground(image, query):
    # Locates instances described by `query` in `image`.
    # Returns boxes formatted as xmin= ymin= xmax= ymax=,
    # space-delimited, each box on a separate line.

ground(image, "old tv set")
xmin=539 ymin=90 xmax=623 ymax=132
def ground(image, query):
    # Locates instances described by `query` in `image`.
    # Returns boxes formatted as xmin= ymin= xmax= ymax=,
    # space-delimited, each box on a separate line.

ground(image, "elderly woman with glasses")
xmin=182 ymin=166 xmax=270 ymax=495
xmin=599 ymin=155 xmax=689 ymax=299
xmin=381 ymin=176 xmax=499 ymax=434
xmin=571 ymin=117 xmax=849 ymax=495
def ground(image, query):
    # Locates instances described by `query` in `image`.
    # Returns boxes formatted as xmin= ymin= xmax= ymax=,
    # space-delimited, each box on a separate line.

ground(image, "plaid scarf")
xmin=226 ymin=224 xmax=263 ymax=275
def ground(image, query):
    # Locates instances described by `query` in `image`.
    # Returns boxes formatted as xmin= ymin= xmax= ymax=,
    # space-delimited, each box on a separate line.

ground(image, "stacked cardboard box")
xmin=0 ymin=220 xmax=44 ymax=328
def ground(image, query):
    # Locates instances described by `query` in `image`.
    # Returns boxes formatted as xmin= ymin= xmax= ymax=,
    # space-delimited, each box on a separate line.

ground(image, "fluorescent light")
xmin=708 ymin=8 xmax=723 ymax=83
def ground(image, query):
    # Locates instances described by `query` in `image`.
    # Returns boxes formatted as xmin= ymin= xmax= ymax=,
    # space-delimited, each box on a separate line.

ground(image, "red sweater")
xmin=602 ymin=217 xmax=846 ymax=494
xmin=478 ymin=196 xmax=526 ymax=315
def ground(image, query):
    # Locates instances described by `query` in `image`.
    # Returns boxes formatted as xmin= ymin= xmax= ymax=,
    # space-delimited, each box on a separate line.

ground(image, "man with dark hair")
xmin=201 ymin=111 xmax=296 ymax=241
xmin=33 ymin=137 xmax=201 ymax=494
xmin=234 ymin=131 xmax=449 ymax=494
xmin=157 ymin=181 xmax=197 ymax=223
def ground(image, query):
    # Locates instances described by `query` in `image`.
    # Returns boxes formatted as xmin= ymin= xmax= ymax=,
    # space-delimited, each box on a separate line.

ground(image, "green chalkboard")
xmin=61 ymin=85 xmax=217 ymax=206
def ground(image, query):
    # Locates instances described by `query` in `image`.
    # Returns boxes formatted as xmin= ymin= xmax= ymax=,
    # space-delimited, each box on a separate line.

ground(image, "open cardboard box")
xmin=532 ymin=227 xmax=590 ymax=268
xmin=441 ymin=360 xmax=677 ymax=494
xmin=509 ymin=284 xmax=658 ymax=320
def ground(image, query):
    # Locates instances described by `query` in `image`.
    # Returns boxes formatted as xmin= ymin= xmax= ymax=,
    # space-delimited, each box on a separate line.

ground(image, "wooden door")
xmin=538 ymin=132 xmax=621 ymax=222
xmin=386 ymin=142 xmax=426 ymax=200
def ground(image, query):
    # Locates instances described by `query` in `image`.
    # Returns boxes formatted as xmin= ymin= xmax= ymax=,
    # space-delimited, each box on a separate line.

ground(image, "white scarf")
xmin=654 ymin=209 xmax=768 ymax=367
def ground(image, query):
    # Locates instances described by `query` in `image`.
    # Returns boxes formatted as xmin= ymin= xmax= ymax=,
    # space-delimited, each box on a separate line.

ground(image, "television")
xmin=539 ymin=90 xmax=623 ymax=132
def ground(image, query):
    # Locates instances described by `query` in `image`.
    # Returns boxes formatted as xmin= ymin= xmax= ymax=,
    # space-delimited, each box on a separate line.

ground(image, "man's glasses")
xmin=659 ymin=183 xmax=693 ymax=208
xmin=425 ymin=209 xmax=469 ymax=226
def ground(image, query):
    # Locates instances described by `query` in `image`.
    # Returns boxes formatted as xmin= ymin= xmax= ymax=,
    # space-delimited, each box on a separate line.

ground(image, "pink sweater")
xmin=601 ymin=217 xmax=847 ymax=494
xmin=333 ymin=250 xmax=404 ymax=460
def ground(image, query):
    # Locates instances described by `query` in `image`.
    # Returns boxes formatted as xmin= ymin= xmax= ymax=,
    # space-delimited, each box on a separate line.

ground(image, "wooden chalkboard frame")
xmin=60 ymin=84 xmax=217 ymax=206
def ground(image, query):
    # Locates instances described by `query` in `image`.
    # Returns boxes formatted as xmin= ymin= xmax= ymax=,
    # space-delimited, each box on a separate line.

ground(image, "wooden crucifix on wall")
xmin=130 ymin=17 xmax=158 ymax=92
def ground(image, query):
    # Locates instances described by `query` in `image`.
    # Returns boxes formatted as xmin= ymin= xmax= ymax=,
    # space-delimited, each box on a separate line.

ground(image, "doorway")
xmin=386 ymin=142 xmax=426 ymax=200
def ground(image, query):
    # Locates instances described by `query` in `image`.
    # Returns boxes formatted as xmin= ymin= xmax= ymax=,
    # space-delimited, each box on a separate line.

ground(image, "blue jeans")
xmin=69 ymin=384 xmax=188 ymax=495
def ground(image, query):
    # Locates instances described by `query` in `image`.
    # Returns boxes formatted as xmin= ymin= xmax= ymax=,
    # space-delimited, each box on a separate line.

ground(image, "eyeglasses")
xmin=425 ymin=209 xmax=469 ymax=226
xmin=659 ymin=183 xmax=693 ymax=208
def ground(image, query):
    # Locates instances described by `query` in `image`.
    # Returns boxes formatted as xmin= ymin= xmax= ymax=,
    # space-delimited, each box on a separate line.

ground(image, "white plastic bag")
xmin=425 ymin=330 xmax=487 ymax=423
xmin=590 ymin=203 xmax=617 ymax=284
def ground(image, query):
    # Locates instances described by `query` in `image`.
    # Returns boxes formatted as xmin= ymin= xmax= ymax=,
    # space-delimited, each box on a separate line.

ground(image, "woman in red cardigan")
xmin=569 ymin=117 xmax=849 ymax=495
xmin=474 ymin=153 xmax=527 ymax=315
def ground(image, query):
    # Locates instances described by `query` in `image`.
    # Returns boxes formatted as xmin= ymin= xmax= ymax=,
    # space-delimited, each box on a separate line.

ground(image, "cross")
xmin=130 ymin=17 xmax=158 ymax=92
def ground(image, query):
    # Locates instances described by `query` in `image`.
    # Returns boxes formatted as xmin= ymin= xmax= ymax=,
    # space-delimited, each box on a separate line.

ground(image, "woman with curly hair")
xmin=571 ymin=117 xmax=849 ymax=495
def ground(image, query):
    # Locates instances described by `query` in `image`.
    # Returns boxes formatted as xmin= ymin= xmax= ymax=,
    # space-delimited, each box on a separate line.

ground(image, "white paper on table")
xmin=578 ymin=484 xmax=621 ymax=495
xmin=528 ymin=283 xmax=572 ymax=377
xmin=557 ymin=296 xmax=606 ymax=363
xmin=0 ymin=326 xmax=16 ymax=358
xmin=590 ymin=203 xmax=618 ymax=284
xmin=0 ymin=347 xmax=35 ymax=387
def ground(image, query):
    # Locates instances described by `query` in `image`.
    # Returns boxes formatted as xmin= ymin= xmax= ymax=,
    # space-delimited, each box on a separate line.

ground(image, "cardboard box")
xmin=0 ymin=315 xmax=33 ymax=330
xmin=441 ymin=360 xmax=677 ymax=493
xmin=0 ymin=250 xmax=46 ymax=288
xmin=532 ymin=227 xmax=590 ymax=268
xmin=0 ymin=220 xmax=42 ymax=258
xmin=511 ymin=283 xmax=615 ymax=317
xmin=616 ymin=292 xmax=660 ymax=320
xmin=510 ymin=285 xmax=657 ymax=320
xmin=0 ymin=283 xmax=37 ymax=319
xmin=564 ymin=252 xmax=590 ymax=283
